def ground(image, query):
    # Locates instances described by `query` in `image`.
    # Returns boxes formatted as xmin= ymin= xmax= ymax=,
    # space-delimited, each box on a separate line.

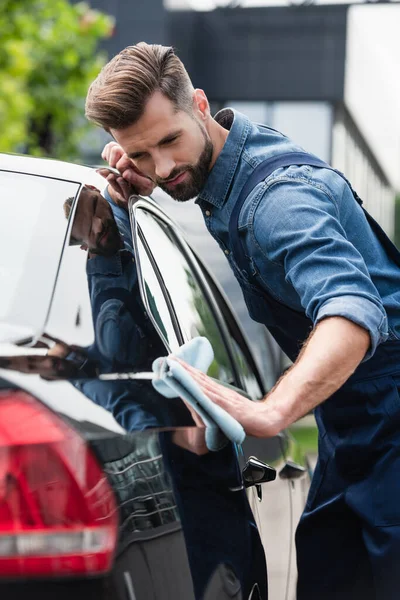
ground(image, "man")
xmin=85 ymin=43 xmax=400 ymax=599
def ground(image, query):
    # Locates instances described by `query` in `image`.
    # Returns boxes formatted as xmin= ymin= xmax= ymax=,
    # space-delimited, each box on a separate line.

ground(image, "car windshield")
xmin=0 ymin=170 xmax=79 ymax=341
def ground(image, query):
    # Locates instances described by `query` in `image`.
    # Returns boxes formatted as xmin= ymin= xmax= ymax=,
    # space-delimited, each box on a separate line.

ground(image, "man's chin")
xmin=159 ymin=184 xmax=197 ymax=203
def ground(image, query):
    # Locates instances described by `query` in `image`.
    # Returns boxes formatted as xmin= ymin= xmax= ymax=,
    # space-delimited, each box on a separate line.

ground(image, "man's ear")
xmin=192 ymin=89 xmax=210 ymax=122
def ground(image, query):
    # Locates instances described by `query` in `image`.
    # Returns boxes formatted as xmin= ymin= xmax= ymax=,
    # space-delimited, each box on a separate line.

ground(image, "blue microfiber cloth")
xmin=152 ymin=337 xmax=246 ymax=452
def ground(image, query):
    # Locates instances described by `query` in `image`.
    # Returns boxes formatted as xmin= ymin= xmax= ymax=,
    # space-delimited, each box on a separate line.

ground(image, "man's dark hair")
xmin=85 ymin=42 xmax=194 ymax=132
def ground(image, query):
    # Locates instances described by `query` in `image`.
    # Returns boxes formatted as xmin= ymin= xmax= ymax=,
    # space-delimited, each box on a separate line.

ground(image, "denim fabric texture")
xmin=196 ymin=109 xmax=400 ymax=359
xmin=85 ymin=188 xmax=144 ymax=369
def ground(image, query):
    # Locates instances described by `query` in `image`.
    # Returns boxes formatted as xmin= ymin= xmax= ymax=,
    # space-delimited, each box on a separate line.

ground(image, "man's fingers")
xmin=105 ymin=174 xmax=125 ymax=200
xmin=101 ymin=143 xmax=155 ymax=196
xmin=115 ymin=154 xmax=136 ymax=173
xmin=172 ymin=357 xmax=206 ymax=378
xmin=123 ymin=170 xmax=155 ymax=196
xmin=116 ymin=177 xmax=131 ymax=200
xmin=101 ymin=141 xmax=122 ymax=164
xmin=97 ymin=168 xmax=115 ymax=180
xmin=109 ymin=146 xmax=125 ymax=169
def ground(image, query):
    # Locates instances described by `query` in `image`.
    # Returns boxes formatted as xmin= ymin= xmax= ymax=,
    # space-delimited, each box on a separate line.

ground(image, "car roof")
xmin=0 ymin=152 xmax=105 ymax=189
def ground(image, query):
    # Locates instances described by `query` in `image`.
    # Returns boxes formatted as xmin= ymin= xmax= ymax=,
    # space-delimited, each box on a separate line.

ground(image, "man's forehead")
xmin=111 ymin=92 xmax=185 ymax=151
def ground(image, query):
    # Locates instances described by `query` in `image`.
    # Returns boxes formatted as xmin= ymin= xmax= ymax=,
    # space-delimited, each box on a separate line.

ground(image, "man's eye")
xmin=162 ymin=136 xmax=178 ymax=145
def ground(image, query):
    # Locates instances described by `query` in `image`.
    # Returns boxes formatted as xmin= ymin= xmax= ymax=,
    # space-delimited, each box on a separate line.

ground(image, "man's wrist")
xmin=260 ymin=396 xmax=290 ymax=436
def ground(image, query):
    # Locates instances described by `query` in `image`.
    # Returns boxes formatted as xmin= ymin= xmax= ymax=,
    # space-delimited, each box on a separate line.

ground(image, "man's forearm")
xmin=176 ymin=316 xmax=371 ymax=439
xmin=264 ymin=316 xmax=370 ymax=429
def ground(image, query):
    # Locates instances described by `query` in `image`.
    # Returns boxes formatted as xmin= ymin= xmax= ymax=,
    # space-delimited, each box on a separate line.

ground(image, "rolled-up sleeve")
xmin=252 ymin=177 xmax=388 ymax=359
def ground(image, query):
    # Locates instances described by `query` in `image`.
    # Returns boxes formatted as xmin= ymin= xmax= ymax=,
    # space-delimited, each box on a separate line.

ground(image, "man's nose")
xmin=154 ymin=155 xmax=176 ymax=181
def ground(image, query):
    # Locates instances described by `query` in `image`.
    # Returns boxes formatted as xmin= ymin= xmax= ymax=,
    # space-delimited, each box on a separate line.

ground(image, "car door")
xmin=131 ymin=202 xmax=239 ymax=385
xmin=131 ymin=200 xmax=295 ymax=599
xmin=131 ymin=200 xmax=269 ymax=599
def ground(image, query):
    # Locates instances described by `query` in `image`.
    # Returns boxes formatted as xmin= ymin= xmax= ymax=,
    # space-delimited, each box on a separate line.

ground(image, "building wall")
xmin=216 ymin=100 xmax=333 ymax=161
xmin=168 ymin=5 xmax=348 ymax=102
xmin=345 ymin=4 xmax=400 ymax=191
xmin=72 ymin=0 xmax=167 ymax=56
xmin=332 ymin=107 xmax=394 ymax=238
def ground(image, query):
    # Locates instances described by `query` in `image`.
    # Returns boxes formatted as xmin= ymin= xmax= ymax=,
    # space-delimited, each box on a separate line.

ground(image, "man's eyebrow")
xmin=128 ymin=130 xmax=182 ymax=159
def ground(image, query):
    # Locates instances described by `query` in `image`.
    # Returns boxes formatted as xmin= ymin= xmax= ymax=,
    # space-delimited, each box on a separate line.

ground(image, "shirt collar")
xmin=197 ymin=108 xmax=251 ymax=209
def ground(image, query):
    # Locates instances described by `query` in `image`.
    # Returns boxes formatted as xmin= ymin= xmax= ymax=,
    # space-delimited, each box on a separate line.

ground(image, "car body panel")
xmin=0 ymin=153 xmax=309 ymax=599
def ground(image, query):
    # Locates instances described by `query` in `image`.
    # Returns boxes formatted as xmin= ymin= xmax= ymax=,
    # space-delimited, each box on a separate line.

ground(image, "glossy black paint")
xmin=0 ymin=155 xmax=309 ymax=599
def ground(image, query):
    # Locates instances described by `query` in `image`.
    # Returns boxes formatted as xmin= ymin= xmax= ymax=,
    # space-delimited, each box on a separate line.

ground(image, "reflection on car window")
xmin=63 ymin=187 xmax=192 ymax=432
xmin=0 ymin=171 xmax=79 ymax=340
xmin=197 ymin=263 xmax=264 ymax=399
xmin=136 ymin=233 xmax=180 ymax=353
xmin=62 ymin=186 xmax=170 ymax=373
xmin=134 ymin=209 xmax=235 ymax=384
xmin=230 ymin=338 xmax=263 ymax=399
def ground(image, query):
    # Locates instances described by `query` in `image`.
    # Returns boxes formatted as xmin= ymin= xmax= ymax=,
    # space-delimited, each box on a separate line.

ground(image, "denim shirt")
xmin=196 ymin=109 xmax=400 ymax=359
xmin=84 ymin=191 xmax=144 ymax=368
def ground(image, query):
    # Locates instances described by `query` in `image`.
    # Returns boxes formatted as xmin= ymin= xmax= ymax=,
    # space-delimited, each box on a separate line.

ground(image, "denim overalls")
xmin=228 ymin=152 xmax=400 ymax=600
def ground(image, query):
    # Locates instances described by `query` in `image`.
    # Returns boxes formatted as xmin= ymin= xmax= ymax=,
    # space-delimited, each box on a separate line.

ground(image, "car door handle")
xmin=279 ymin=460 xmax=307 ymax=480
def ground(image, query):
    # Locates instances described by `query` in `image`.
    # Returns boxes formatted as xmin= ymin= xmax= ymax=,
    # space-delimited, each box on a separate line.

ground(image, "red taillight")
xmin=0 ymin=390 xmax=118 ymax=578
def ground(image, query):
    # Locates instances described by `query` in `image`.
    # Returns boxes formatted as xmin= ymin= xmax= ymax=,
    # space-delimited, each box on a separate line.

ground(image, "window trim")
xmin=129 ymin=204 xmax=182 ymax=354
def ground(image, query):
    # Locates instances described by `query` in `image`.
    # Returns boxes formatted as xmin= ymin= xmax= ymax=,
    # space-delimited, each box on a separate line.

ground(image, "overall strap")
xmin=229 ymin=151 xmax=400 ymax=273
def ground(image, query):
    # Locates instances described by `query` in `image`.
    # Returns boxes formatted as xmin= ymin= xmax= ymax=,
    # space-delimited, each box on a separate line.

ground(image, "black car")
xmin=0 ymin=154 xmax=309 ymax=599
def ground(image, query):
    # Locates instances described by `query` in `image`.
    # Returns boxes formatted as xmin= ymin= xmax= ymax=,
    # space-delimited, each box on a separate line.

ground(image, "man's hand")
xmin=172 ymin=318 xmax=369 ymax=439
xmin=98 ymin=142 xmax=155 ymax=203
xmin=173 ymin=358 xmax=285 ymax=438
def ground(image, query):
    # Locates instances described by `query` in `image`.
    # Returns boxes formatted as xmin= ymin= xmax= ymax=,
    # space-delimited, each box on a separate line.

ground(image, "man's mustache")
xmin=157 ymin=166 xmax=191 ymax=185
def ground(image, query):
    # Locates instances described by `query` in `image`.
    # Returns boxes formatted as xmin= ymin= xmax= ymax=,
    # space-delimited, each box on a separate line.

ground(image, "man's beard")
xmin=158 ymin=129 xmax=214 ymax=203
xmin=90 ymin=219 xmax=122 ymax=257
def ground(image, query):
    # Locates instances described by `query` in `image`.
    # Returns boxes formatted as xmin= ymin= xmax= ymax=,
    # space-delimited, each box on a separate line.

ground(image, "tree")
xmin=0 ymin=0 xmax=114 ymax=159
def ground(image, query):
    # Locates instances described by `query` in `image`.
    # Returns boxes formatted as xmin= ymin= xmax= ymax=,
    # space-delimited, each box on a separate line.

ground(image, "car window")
xmin=135 ymin=231 xmax=180 ymax=353
xmin=0 ymin=170 xmax=79 ymax=342
xmin=134 ymin=208 xmax=236 ymax=384
xmin=230 ymin=338 xmax=264 ymax=399
xmin=197 ymin=260 xmax=265 ymax=399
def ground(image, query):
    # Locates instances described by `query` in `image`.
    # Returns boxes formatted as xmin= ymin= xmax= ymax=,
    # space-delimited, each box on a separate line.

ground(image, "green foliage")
xmin=0 ymin=0 xmax=114 ymax=159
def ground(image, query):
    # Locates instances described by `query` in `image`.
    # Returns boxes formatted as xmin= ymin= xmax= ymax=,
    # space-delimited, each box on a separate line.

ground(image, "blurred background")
xmin=2 ymin=0 xmax=400 ymax=453
xmin=2 ymin=0 xmax=399 ymax=239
